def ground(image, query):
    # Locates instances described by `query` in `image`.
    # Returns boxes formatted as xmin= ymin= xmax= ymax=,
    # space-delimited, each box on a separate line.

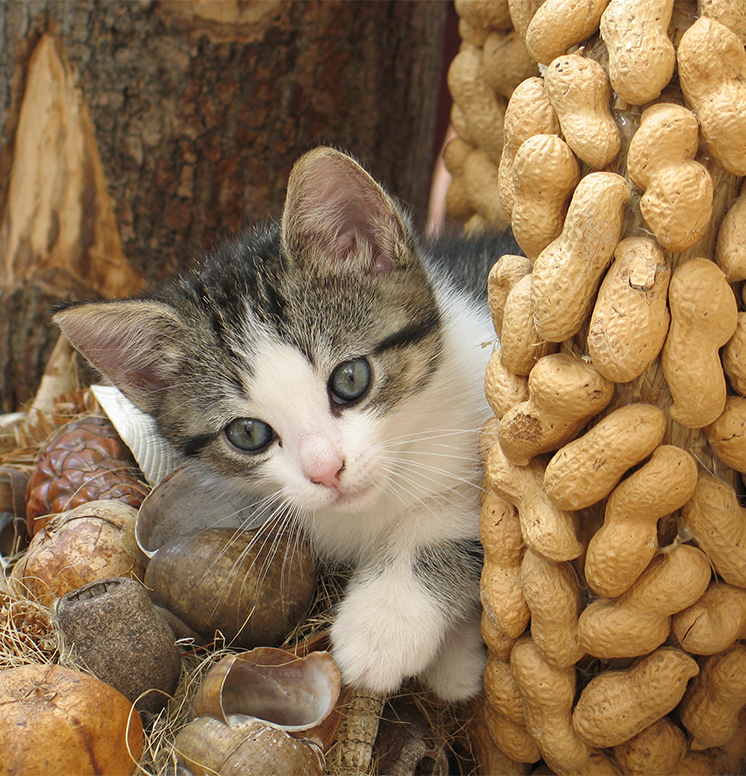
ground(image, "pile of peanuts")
xmin=449 ymin=1 xmax=746 ymax=774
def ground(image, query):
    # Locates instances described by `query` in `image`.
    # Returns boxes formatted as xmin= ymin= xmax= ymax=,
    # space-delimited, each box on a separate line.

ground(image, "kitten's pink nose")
xmin=308 ymin=460 xmax=345 ymax=489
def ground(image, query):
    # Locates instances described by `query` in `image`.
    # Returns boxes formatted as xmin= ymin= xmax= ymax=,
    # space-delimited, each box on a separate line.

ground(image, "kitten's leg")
xmin=330 ymin=558 xmax=450 ymax=696
xmin=420 ymin=613 xmax=486 ymax=702
xmin=331 ymin=538 xmax=483 ymax=700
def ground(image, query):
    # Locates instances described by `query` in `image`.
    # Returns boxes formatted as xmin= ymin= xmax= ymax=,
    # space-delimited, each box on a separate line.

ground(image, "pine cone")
xmin=25 ymin=416 xmax=147 ymax=535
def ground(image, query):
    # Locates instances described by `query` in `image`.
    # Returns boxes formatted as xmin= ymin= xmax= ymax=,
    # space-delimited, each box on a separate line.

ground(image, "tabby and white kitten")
xmin=54 ymin=147 xmax=498 ymax=702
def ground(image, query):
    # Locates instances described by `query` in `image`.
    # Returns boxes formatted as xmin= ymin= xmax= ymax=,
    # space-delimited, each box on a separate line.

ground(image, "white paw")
xmin=330 ymin=571 xmax=446 ymax=695
xmin=421 ymin=616 xmax=486 ymax=702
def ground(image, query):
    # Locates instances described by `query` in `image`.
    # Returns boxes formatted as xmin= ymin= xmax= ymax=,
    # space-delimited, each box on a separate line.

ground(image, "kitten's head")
xmin=55 ymin=148 xmax=444 ymax=523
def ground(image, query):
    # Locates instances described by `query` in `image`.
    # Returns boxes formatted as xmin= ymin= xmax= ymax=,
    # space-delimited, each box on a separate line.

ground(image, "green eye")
xmin=225 ymin=418 xmax=276 ymax=452
xmin=329 ymin=358 xmax=371 ymax=405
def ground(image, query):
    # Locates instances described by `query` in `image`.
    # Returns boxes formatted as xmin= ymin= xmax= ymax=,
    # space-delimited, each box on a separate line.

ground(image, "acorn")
xmin=25 ymin=415 xmax=148 ymax=536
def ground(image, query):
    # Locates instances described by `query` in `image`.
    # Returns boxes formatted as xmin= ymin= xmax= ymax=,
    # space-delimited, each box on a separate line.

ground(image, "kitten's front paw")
xmin=330 ymin=580 xmax=444 ymax=695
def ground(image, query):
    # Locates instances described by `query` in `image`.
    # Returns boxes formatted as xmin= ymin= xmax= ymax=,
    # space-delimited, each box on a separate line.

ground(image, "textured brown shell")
xmin=25 ymin=415 xmax=146 ymax=535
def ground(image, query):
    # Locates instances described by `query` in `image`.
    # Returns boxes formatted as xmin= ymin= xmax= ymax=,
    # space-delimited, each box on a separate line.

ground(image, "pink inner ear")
xmin=54 ymin=302 xmax=181 ymax=412
xmin=284 ymin=149 xmax=403 ymax=274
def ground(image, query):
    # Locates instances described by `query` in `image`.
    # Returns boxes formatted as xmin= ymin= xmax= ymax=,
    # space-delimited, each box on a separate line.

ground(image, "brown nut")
xmin=9 ymin=500 xmax=143 ymax=607
xmin=661 ymin=258 xmax=737 ymax=429
xmin=531 ymin=172 xmax=630 ymax=343
xmin=497 ymin=76 xmax=560 ymax=217
xmin=572 ymin=648 xmax=700 ymax=748
xmin=144 ymin=525 xmax=316 ymax=648
xmin=56 ymin=576 xmax=182 ymax=714
xmin=600 ymin=0 xmax=676 ymax=105
xmin=680 ymin=644 xmax=746 ymax=750
xmin=0 ymin=663 xmax=143 ymax=776
xmin=704 ymin=395 xmax=746 ymax=472
xmin=682 ymin=472 xmax=746 ymax=588
xmin=587 ymin=237 xmax=671 ymax=382
xmin=498 ymin=353 xmax=614 ymax=466
xmin=627 ymin=104 xmax=713 ymax=252
xmin=578 ymin=544 xmax=712 ymax=659
xmin=672 ymin=581 xmax=746 ymax=655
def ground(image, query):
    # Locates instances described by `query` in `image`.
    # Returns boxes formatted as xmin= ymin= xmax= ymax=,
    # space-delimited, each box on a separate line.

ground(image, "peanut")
xmin=681 ymin=472 xmax=746 ymax=588
xmin=479 ymin=491 xmax=530 ymax=640
xmin=723 ymin=312 xmax=746 ymax=397
xmin=600 ymin=0 xmax=676 ymax=105
xmin=500 ymin=275 xmax=558 ymax=376
xmin=487 ymin=254 xmax=532 ymax=338
xmin=510 ymin=134 xmax=580 ymax=261
xmin=524 ymin=0 xmax=609 ymax=66
xmin=455 ymin=0 xmax=513 ymax=32
xmin=612 ymin=718 xmax=687 ymax=776
xmin=716 ymin=181 xmax=746 ymax=282
xmin=661 ymin=258 xmax=737 ymax=428
xmin=698 ymin=0 xmax=746 ymax=43
xmin=485 ymin=428 xmax=583 ymax=562
xmin=447 ymin=47 xmax=506 ymax=164
xmin=673 ymin=582 xmax=746 ymax=655
xmin=627 ymin=104 xmax=713 ymax=252
xmin=482 ymin=30 xmax=537 ymax=99
xmin=544 ymin=53 xmax=621 ymax=170
xmin=680 ymin=644 xmax=746 ymax=750
xmin=572 ymin=647 xmax=700 ymax=748
xmin=578 ymin=544 xmax=712 ymax=659
xmin=587 ymin=237 xmax=671 ymax=383
xmin=497 ymin=77 xmax=560 ymax=217
xmin=485 ymin=348 xmax=530 ymax=419
xmin=678 ymin=16 xmax=746 ymax=176
xmin=519 ymin=550 xmax=584 ymax=668
xmin=498 ymin=353 xmax=614 ymax=466
xmin=705 ymin=395 xmax=746 ymax=473
xmin=483 ymin=702 xmax=542 ymax=764
xmin=584 ymin=445 xmax=699 ymax=597
xmin=544 ymin=403 xmax=667 ymax=512
xmin=531 ymin=172 xmax=630 ymax=343
xmin=463 ymin=148 xmax=510 ymax=231
xmin=510 ymin=636 xmax=592 ymax=773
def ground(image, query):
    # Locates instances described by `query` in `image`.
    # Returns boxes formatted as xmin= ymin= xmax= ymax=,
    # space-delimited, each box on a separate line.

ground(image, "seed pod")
xmin=56 ymin=577 xmax=182 ymax=714
xmin=144 ymin=526 xmax=316 ymax=648
xmin=10 ymin=500 xmax=144 ymax=607
xmin=25 ymin=415 xmax=147 ymax=536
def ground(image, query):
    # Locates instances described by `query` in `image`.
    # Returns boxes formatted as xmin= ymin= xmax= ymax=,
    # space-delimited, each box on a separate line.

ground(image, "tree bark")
xmin=0 ymin=0 xmax=447 ymax=411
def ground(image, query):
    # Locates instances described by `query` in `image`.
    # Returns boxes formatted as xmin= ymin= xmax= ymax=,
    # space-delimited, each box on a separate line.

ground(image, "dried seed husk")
xmin=10 ymin=500 xmax=143 ymax=607
xmin=174 ymin=715 xmax=324 ymax=776
xmin=56 ymin=576 xmax=182 ymax=714
xmin=144 ymin=526 xmax=316 ymax=648
xmin=191 ymin=647 xmax=341 ymax=750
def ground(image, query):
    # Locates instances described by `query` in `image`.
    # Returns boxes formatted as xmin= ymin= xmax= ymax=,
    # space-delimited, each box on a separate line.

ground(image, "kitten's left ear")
xmin=281 ymin=147 xmax=412 ymax=274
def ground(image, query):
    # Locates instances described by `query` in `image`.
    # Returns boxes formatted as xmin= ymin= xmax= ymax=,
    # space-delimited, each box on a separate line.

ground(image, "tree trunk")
xmin=0 ymin=0 xmax=447 ymax=412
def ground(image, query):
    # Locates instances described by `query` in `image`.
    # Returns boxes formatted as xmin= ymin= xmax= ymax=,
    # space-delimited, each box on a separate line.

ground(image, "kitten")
xmin=54 ymin=147 xmax=502 ymax=702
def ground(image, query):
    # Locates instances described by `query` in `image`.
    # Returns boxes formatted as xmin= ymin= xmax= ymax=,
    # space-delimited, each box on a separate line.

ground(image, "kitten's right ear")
xmin=281 ymin=147 xmax=411 ymax=275
xmin=54 ymin=301 xmax=185 ymax=415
